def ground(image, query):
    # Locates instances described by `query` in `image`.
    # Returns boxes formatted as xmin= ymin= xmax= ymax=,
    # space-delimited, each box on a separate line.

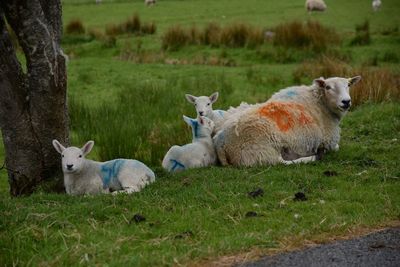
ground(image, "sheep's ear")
xmin=185 ymin=94 xmax=197 ymax=104
xmin=183 ymin=115 xmax=193 ymax=126
xmin=52 ymin=139 xmax=65 ymax=154
xmin=81 ymin=141 xmax=94 ymax=156
xmin=348 ymin=76 xmax=361 ymax=87
xmin=209 ymin=92 xmax=219 ymax=103
xmin=313 ymin=77 xmax=326 ymax=89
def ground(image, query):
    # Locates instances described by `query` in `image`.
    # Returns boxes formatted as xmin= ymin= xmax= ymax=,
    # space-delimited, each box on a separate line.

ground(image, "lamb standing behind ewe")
xmin=162 ymin=116 xmax=217 ymax=172
xmin=214 ymin=76 xmax=361 ymax=166
xmin=305 ymin=0 xmax=327 ymax=12
xmin=185 ymin=92 xmax=226 ymax=135
xmin=53 ymin=140 xmax=155 ymax=195
xmin=372 ymin=0 xmax=381 ymax=11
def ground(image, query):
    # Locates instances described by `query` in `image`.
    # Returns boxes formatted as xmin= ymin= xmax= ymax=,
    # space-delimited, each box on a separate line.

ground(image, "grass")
xmin=1 ymin=0 xmax=400 ymax=265
xmin=1 ymin=104 xmax=399 ymax=266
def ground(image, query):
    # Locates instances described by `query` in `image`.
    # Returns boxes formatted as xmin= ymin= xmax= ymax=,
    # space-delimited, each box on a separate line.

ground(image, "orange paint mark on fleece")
xmin=258 ymin=102 xmax=314 ymax=132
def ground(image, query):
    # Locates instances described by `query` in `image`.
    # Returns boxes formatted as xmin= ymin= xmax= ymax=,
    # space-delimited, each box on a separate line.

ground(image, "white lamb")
xmin=214 ymin=76 xmax=361 ymax=166
xmin=162 ymin=116 xmax=217 ymax=172
xmin=185 ymin=92 xmax=226 ymax=134
xmin=145 ymin=0 xmax=156 ymax=6
xmin=305 ymin=0 xmax=327 ymax=12
xmin=52 ymin=140 xmax=155 ymax=195
xmin=372 ymin=0 xmax=381 ymax=11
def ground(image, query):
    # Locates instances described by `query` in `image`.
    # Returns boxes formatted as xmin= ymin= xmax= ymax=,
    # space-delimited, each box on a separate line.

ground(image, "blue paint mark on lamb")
xmin=100 ymin=159 xmax=125 ymax=189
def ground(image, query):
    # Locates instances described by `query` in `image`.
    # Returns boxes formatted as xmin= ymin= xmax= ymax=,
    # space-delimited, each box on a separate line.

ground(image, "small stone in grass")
xmin=323 ymin=170 xmax=338 ymax=177
xmin=294 ymin=192 xmax=307 ymax=201
xmin=245 ymin=211 xmax=258 ymax=217
xmin=175 ymin=230 xmax=194 ymax=239
xmin=248 ymin=188 xmax=264 ymax=198
xmin=130 ymin=213 xmax=146 ymax=224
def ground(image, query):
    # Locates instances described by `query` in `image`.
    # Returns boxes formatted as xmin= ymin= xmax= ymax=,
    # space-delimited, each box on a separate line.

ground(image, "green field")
xmin=1 ymin=0 xmax=400 ymax=265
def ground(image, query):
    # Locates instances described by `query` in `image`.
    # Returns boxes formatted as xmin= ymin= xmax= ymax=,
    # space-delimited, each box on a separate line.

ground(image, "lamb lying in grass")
xmin=185 ymin=92 xmax=226 ymax=134
xmin=162 ymin=116 xmax=217 ymax=172
xmin=53 ymin=140 xmax=155 ymax=195
xmin=214 ymin=76 xmax=361 ymax=166
xmin=305 ymin=0 xmax=327 ymax=12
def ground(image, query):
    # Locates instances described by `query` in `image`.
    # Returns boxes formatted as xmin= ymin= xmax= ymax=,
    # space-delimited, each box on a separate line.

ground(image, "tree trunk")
xmin=0 ymin=0 xmax=68 ymax=196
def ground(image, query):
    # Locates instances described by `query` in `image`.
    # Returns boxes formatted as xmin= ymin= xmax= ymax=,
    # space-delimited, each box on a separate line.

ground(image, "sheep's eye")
xmin=62 ymin=155 xmax=64 ymax=158
xmin=79 ymin=155 xmax=82 ymax=158
xmin=326 ymin=85 xmax=332 ymax=90
xmin=207 ymin=103 xmax=210 ymax=106
xmin=195 ymin=104 xmax=197 ymax=106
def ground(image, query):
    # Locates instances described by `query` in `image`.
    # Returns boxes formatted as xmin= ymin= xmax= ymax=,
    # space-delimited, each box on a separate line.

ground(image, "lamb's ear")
xmin=209 ymin=92 xmax=219 ymax=103
xmin=185 ymin=94 xmax=197 ymax=104
xmin=313 ymin=77 xmax=326 ymax=89
xmin=81 ymin=141 xmax=94 ymax=156
xmin=183 ymin=115 xmax=192 ymax=126
xmin=348 ymin=76 xmax=361 ymax=87
xmin=52 ymin=139 xmax=65 ymax=154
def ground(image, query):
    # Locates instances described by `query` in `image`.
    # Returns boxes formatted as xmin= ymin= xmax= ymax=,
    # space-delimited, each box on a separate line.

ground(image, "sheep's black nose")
xmin=66 ymin=164 xmax=73 ymax=170
xmin=199 ymin=111 xmax=204 ymax=116
xmin=341 ymin=100 xmax=351 ymax=109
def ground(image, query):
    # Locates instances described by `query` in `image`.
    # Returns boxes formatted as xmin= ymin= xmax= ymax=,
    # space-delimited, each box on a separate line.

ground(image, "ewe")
xmin=145 ymin=0 xmax=156 ymax=6
xmin=305 ymin=0 xmax=327 ymax=12
xmin=185 ymin=92 xmax=226 ymax=134
xmin=53 ymin=140 xmax=155 ymax=195
xmin=214 ymin=76 xmax=361 ymax=166
xmin=372 ymin=0 xmax=381 ymax=11
xmin=162 ymin=116 xmax=217 ymax=172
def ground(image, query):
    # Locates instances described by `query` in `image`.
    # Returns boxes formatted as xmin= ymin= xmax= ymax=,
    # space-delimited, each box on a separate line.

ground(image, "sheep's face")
xmin=185 ymin=92 xmax=219 ymax=118
xmin=183 ymin=115 xmax=214 ymax=139
xmin=314 ymin=76 xmax=361 ymax=117
xmin=52 ymin=140 xmax=94 ymax=174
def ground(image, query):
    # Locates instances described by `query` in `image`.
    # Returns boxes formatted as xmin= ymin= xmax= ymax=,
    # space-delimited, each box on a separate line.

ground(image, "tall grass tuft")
xmin=105 ymin=13 xmax=156 ymax=37
xmin=124 ymin=14 xmax=141 ymax=34
xmin=293 ymin=56 xmax=400 ymax=106
xmin=162 ymin=22 xmax=265 ymax=50
xmin=274 ymin=20 xmax=340 ymax=52
xmin=161 ymin=25 xmax=190 ymax=51
xmin=66 ymin=19 xmax=85 ymax=35
xmin=350 ymin=20 xmax=371 ymax=46
xmin=69 ymin=75 xmax=234 ymax=166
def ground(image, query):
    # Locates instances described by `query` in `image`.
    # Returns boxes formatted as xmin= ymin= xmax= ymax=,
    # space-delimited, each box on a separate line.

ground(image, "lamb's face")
xmin=185 ymin=92 xmax=219 ymax=117
xmin=314 ymin=76 xmax=361 ymax=117
xmin=61 ymin=147 xmax=86 ymax=173
xmin=198 ymin=116 xmax=215 ymax=136
xmin=183 ymin=115 xmax=214 ymax=138
xmin=52 ymin=140 xmax=94 ymax=174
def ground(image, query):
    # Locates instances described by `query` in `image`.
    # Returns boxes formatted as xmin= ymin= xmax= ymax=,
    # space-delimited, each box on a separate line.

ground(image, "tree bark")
xmin=0 ymin=0 xmax=68 ymax=196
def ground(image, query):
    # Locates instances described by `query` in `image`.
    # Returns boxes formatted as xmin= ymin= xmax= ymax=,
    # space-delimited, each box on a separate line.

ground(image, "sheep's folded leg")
xmin=279 ymin=155 xmax=317 ymax=165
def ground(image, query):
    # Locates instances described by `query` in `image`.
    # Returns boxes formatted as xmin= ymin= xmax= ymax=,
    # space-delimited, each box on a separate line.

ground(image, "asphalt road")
xmin=239 ymin=228 xmax=400 ymax=267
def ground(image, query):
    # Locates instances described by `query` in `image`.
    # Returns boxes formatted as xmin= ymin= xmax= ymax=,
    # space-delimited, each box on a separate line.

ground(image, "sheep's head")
xmin=185 ymin=92 xmax=219 ymax=118
xmin=314 ymin=76 xmax=361 ymax=117
xmin=183 ymin=115 xmax=214 ymax=139
xmin=52 ymin=140 xmax=94 ymax=173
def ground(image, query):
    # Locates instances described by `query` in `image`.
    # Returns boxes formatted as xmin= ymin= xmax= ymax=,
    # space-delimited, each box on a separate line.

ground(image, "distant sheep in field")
xmin=145 ymin=0 xmax=156 ymax=6
xmin=162 ymin=116 xmax=217 ymax=172
xmin=214 ymin=76 xmax=361 ymax=166
xmin=305 ymin=0 xmax=327 ymax=12
xmin=372 ymin=0 xmax=381 ymax=11
xmin=185 ymin=92 xmax=226 ymax=135
xmin=95 ymin=0 xmax=102 ymax=4
xmin=53 ymin=140 xmax=155 ymax=195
